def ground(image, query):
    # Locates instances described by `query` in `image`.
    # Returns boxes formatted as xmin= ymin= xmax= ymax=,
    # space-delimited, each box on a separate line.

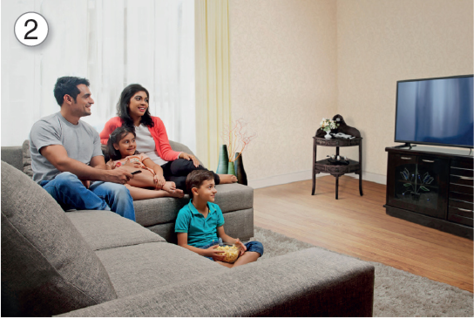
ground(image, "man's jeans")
xmin=39 ymin=172 xmax=136 ymax=221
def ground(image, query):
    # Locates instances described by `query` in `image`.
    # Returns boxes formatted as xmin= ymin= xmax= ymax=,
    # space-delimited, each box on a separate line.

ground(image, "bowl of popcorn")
xmin=214 ymin=244 xmax=240 ymax=263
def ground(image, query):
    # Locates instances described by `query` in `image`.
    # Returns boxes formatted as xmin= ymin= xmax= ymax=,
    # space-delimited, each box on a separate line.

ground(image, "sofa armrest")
xmin=59 ymin=247 xmax=374 ymax=317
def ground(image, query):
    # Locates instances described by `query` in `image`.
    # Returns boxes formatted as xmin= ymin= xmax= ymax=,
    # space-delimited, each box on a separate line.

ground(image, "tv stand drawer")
xmin=448 ymin=207 xmax=473 ymax=227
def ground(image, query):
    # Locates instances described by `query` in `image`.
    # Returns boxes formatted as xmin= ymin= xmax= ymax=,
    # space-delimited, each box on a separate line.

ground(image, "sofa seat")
xmin=96 ymin=243 xmax=226 ymax=298
xmin=67 ymin=210 xmax=166 ymax=250
xmin=134 ymin=183 xmax=254 ymax=242
xmin=68 ymin=210 xmax=226 ymax=298
xmin=135 ymin=183 xmax=253 ymax=227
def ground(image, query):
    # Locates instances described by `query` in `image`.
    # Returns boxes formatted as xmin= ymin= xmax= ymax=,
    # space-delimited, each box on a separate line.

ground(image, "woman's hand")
xmin=234 ymin=239 xmax=247 ymax=256
xmin=153 ymin=174 xmax=166 ymax=190
xmin=179 ymin=152 xmax=200 ymax=168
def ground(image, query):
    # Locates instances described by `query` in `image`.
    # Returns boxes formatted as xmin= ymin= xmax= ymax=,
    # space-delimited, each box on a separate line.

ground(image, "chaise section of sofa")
xmin=1 ymin=140 xmax=254 ymax=242
xmin=60 ymin=246 xmax=374 ymax=317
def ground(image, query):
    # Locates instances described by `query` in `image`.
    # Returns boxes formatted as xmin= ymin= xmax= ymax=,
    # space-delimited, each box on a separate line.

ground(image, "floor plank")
xmin=253 ymin=175 xmax=474 ymax=292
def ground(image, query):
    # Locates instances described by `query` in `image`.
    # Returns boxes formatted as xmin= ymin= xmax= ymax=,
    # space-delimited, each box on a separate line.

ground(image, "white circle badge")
xmin=14 ymin=12 xmax=49 ymax=46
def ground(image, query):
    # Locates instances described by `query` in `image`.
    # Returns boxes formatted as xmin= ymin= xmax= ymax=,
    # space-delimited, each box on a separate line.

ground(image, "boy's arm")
xmin=176 ymin=233 xmax=224 ymax=259
xmin=217 ymin=226 xmax=236 ymax=244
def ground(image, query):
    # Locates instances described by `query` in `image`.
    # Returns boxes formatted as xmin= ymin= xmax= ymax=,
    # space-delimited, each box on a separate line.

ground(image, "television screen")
xmin=395 ymin=75 xmax=474 ymax=148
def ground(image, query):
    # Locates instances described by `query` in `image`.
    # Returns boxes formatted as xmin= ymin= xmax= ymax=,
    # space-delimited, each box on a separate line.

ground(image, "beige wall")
xmin=337 ymin=0 xmax=473 ymax=179
xmin=229 ymin=0 xmax=338 ymax=185
xmin=229 ymin=0 xmax=473 ymax=186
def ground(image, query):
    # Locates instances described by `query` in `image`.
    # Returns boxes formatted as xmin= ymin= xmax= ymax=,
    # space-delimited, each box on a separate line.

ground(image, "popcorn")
xmin=214 ymin=245 xmax=240 ymax=263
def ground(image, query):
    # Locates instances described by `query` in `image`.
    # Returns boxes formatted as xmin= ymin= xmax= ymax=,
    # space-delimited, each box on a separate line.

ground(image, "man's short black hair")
xmin=186 ymin=169 xmax=215 ymax=196
xmin=53 ymin=76 xmax=90 ymax=106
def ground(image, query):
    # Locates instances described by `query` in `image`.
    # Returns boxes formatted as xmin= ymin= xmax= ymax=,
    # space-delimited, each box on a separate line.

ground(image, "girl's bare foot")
xmin=162 ymin=181 xmax=177 ymax=193
xmin=218 ymin=174 xmax=238 ymax=184
xmin=164 ymin=188 xmax=184 ymax=198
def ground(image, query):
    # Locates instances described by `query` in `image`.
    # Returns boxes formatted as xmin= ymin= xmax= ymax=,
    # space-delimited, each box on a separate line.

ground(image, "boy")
xmin=175 ymin=170 xmax=263 ymax=268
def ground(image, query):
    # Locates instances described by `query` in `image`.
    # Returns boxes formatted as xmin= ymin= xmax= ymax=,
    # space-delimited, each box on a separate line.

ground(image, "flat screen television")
xmin=395 ymin=75 xmax=474 ymax=149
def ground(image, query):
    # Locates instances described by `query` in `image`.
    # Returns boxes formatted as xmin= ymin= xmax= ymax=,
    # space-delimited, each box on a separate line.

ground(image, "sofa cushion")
xmin=135 ymin=183 xmax=253 ymax=227
xmin=1 ymin=161 xmax=117 ymax=316
xmin=67 ymin=210 xmax=166 ymax=251
xmin=95 ymin=242 xmax=226 ymax=298
xmin=21 ymin=140 xmax=33 ymax=177
xmin=1 ymin=146 xmax=23 ymax=171
xmin=213 ymin=183 xmax=253 ymax=212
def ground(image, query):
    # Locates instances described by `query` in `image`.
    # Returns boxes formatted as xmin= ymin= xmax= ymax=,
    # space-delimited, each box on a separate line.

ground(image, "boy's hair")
xmin=53 ymin=76 xmax=90 ymax=106
xmin=106 ymin=126 xmax=137 ymax=161
xmin=186 ymin=169 xmax=215 ymax=195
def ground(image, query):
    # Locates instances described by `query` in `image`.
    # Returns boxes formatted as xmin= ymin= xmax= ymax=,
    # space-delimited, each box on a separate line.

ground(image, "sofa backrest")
xmin=1 ymin=161 xmax=118 ymax=316
xmin=1 ymin=146 xmax=23 ymax=171
xmin=0 ymin=140 xmax=202 ymax=177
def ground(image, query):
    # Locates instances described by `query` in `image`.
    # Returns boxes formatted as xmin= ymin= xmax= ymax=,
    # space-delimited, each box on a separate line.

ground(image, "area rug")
xmin=252 ymin=226 xmax=473 ymax=317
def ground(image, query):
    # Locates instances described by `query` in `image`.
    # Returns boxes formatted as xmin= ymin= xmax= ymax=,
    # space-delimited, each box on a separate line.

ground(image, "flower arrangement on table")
xmin=320 ymin=118 xmax=339 ymax=139
xmin=217 ymin=119 xmax=256 ymax=184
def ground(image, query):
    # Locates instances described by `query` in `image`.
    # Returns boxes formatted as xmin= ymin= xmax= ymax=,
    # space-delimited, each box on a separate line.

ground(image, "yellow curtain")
xmin=195 ymin=0 xmax=232 ymax=170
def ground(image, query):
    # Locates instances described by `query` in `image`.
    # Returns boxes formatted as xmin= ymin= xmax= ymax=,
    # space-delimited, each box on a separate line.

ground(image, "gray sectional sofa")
xmin=1 ymin=141 xmax=375 ymax=317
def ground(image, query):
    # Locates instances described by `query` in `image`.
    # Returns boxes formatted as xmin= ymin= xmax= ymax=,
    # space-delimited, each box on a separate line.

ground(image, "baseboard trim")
xmin=248 ymin=170 xmax=386 ymax=189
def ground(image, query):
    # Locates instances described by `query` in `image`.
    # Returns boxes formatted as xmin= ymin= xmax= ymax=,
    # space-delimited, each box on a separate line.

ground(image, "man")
xmin=29 ymin=76 xmax=136 ymax=220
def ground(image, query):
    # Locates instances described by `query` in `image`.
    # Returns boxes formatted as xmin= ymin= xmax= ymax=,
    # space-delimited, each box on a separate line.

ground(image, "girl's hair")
xmin=116 ymin=84 xmax=154 ymax=128
xmin=106 ymin=126 xmax=137 ymax=161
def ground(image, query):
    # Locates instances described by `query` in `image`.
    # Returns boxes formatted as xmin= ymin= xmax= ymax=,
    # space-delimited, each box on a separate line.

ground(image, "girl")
xmin=106 ymin=126 xmax=184 ymax=200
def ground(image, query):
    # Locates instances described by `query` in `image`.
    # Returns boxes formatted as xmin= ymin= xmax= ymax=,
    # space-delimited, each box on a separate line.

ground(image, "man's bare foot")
xmin=218 ymin=174 xmax=238 ymax=184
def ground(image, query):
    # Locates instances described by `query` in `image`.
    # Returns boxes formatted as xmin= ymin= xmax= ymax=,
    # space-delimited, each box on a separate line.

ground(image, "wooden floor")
xmin=253 ymin=175 xmax=473 ymax=293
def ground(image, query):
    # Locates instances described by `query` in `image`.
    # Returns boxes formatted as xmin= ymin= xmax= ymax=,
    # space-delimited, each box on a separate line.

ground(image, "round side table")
xmin=312 ymin=137 xmax=363 ymax=199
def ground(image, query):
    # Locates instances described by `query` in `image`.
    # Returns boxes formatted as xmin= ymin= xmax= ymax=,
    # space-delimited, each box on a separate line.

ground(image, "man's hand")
xmin=104 ymin=167 xmax=133 ymax=184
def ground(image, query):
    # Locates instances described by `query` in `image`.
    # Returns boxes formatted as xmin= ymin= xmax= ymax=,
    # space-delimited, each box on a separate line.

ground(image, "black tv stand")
xmin=393 ymin=143 xmax=416 ymax=149
xmin=384 ymin=146 xmax=473 ymax=239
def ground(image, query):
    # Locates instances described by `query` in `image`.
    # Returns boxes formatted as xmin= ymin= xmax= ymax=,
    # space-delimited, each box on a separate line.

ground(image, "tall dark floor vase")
xmin=216 ymin=145 xmax=229 ymax=174
xmin=234 ymin=152 xmax=248 ymax=185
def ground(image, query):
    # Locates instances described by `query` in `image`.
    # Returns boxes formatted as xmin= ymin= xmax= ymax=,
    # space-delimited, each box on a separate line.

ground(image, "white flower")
xmin=320 ymin=117 xmax=340 ymax=131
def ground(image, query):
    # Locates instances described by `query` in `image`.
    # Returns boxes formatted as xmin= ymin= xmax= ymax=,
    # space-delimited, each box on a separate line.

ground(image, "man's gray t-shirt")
xmin=29 ymin=112 xmax=103 ymax=183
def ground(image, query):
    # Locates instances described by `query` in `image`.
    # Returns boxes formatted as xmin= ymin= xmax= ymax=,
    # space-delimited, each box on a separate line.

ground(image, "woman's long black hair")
xmin=106 ymin=126 xmax=137 ymax=161
xmin=117 ymin=84 xmax=154 ymax=128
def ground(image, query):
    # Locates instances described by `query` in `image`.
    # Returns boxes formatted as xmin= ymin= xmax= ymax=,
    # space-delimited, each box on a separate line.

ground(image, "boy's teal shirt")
xmin=175 ymin=199 xmax=225 ymax=247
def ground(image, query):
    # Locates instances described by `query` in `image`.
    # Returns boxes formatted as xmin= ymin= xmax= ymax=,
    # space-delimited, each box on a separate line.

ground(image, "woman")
xmin=100 ymin=84 xmax=237 ymax=192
